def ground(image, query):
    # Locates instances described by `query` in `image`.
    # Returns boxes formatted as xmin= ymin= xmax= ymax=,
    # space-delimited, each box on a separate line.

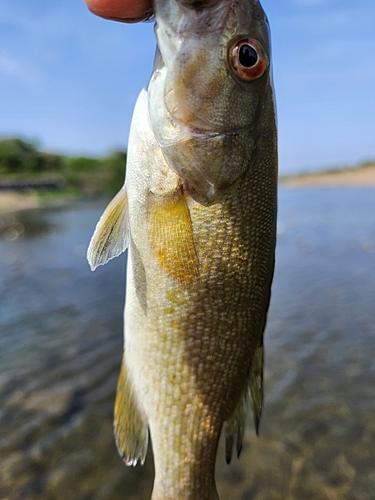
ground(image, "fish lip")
xmin=168 ymin=111 xmax=251 ymax=139
xmin=108 ymin=9 xmax=155 ymax=24
xmin=178 ymin=0 xmax=224 ymax=9
xmin=175 ymin=0 xmax=233 ymax=37
xmin=177 ymin=123 xmax=251 ymax=140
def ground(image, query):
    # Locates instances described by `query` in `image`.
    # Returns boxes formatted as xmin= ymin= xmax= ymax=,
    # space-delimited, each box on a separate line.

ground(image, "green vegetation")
xmin=0 ymin=137 xmax=126 ymax=197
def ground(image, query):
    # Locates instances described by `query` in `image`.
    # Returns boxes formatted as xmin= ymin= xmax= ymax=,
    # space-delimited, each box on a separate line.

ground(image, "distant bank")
xmin=280 ymin=163 xmax=375 ymax=187
xmin=0 ymin=137 xmax=126 ymax=214
xmin=1 ymin=135 xmax=374 ymax=215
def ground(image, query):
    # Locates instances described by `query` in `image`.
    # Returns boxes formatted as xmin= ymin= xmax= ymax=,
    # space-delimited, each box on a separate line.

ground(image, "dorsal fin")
xmin=249 ymin=343 xmax=264 ymax=435
xmin=224 ymin=342 xmax=264 ymax=463
xmin=87 ymin=186 xmax=129 ymax=271
xmin=224 ymin=390 xmax=247 ymax=464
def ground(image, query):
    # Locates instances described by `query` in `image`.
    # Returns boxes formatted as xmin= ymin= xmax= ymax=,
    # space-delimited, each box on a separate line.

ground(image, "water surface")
xmin=0 ymin=188 xmax=374 ymax=499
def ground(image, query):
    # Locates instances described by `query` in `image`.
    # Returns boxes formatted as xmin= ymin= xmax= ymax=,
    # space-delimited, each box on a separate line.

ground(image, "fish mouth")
xmin=178 ymin=0 xmax=223 ymax=9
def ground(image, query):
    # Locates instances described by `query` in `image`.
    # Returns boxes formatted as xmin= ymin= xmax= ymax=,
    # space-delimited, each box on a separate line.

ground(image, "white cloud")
xmin=0 ymin=54 xmax=18 ymax=75
xmin=0 ymin=53 xmax=39 ymax=85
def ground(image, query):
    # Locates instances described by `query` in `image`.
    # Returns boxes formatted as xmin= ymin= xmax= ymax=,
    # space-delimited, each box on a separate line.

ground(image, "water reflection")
xmin=0 ymin=211 xmax=59 ymax=241
xmin=0 ymin=189 xmax=374 ymax=499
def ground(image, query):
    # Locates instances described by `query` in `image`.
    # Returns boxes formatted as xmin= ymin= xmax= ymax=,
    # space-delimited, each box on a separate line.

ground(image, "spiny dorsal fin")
xmin=87 ymin=186 xmax=129 ymax=271
xmin=224 ymin=391 xmax=247 ymax=464
xmin=149 ymin=187 xmax=199 ymax=286
xmin=249 ymin=344 xmax=264 ymax=435
xmin=114 ymin=358 xmax=149 ymax=466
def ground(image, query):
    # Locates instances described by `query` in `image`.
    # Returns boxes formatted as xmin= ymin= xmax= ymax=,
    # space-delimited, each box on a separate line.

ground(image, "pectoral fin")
xmin=114 ymin=357 xmax=149 ymax=466
xmin=87 ymin=186 xmax=129 ymax=271
xmin=149 ymin=187 xmax=199 ymax=286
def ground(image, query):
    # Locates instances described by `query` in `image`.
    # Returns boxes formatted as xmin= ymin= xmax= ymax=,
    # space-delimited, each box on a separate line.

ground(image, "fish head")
xmin=148 ymin=0 xmax=276 ymax=202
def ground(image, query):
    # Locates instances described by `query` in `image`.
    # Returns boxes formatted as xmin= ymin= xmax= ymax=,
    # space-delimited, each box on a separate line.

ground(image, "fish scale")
xmin=129 ymin=90 xmax=274 ymax=496
xmin=87 ymin=0 xmax=277 ymax=498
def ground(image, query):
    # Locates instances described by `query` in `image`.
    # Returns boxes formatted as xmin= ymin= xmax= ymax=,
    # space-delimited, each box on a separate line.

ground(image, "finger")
xmin=83 ymin=0 xmax=153 ymax=23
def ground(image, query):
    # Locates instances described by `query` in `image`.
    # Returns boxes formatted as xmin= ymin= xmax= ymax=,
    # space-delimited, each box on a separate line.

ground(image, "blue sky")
xmin=1 ymin=0 xmax=374 ymax=174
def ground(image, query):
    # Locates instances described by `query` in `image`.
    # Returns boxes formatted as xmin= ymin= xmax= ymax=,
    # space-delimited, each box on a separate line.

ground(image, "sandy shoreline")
xmin=1 ymin=164 xmax=374 ymax=215
xmin=0 ymin=192 xmax=80 ymax=216
xmin=0 ymin=192 xmax=41 ymax=215
xmin=280 ymin=164 xmax=375 ymax=187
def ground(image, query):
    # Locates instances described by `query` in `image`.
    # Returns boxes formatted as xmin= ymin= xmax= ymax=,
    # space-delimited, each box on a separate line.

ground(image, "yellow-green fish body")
xmin=88 ymin=0 xmax=277 ymax=498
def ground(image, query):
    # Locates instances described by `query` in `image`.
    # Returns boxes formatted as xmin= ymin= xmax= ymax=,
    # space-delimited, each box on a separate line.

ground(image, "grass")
xmin=0 ymin=138 xmax=126 ymax=202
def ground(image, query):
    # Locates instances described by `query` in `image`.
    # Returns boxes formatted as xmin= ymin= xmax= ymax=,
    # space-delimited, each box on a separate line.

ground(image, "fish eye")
xmin=239 ymin=44 xmax=258 ymax=67
xmin=229 ymin=38 xmax=268 ymax=81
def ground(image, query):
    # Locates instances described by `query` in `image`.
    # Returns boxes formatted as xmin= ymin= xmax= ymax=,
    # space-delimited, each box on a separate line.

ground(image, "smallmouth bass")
xmin=87 ymin=0 xmax=277 ymax=498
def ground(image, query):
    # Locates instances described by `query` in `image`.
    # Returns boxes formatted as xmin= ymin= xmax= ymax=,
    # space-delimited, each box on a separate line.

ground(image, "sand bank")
xmin=0 ymin=192 xmax=41 ymax=214
xmin=1 ymin=164 xmax=374 ymax=215
xmin=280 ymin=164 xmax=375 ymax=187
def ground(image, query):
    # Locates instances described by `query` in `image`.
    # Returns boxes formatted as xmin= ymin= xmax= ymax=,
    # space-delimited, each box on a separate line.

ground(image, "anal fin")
xmin=114 ymin=357 xmax=148 ymax=466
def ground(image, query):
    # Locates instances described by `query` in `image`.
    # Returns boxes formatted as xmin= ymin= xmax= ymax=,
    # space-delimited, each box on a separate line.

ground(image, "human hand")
xmin=83 ymin=0 xmax=153 ymax=23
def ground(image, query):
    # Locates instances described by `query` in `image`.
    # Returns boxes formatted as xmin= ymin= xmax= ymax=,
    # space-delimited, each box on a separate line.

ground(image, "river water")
xmin=0 ymin=187 xmax=374 ymax=500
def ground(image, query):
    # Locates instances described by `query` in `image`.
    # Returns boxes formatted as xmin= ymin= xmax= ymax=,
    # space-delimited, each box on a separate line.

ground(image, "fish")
xmin=87 ymin=0 xmax=277 ymax=498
